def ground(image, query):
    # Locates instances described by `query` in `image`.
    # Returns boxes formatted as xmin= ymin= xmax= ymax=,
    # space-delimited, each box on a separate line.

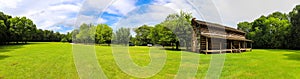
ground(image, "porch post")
xmin=239 ymin=41 xmax=241 ymax=53
xmin=231 ymin=41 xmax=233 ymax=53
xmin=251 ymin=43 xmax=252 ymax=51
xmin=244 ymin=41 xmax=246 ymax=52
xmin=206 ymin=37 xmax=208 ymax=55
xmin=219 ymin=42 xmax=222 ymax=54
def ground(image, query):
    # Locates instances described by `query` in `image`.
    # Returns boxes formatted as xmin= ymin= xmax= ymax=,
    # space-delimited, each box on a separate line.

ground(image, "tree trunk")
xmin=176 ymin=41 xmax=179 ymax=50
xmin=171 ymin=43 xmax=174 ymax=49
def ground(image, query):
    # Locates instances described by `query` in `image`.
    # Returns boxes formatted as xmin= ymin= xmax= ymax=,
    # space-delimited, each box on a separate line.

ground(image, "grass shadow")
xmin=164 ymin=48 xmax=183 ymax=51
xmin=0 ymin=55 xmax=10 ymax=60
xmin=0 ymin=42 xmax=41 ymax=53
xmin=263 ymin=49 xmax=300 ymax=61
xmin=283 ymin=50 xmax=300 ymax=61
xmin=0 ymin=45 xmax=24 ymax=53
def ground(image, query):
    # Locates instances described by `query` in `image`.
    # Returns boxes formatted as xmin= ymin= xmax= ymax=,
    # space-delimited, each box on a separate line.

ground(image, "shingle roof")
xmin=191 ymin=19 xmax=252 ymax=42
xmin=194 ymin=20 xmax=246 ymax=34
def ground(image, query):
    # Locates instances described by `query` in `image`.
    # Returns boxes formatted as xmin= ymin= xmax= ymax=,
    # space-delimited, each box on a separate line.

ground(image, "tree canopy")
xmin=134 ymin=25 xmax=153 ymax=46
xmin=237 ymin=5 xmax=300 ymax=49
xmin=0 ymin=12 xmax=67 ymax=45
xmin=72 ymin=23 xmax=113 ymax=45
xmin=113 ymin=27 xmax=131 ymax=45
xmin=289 ymin=5 xmax=300 ymax=49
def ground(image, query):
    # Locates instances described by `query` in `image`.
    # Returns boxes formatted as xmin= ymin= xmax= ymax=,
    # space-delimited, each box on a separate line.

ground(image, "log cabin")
xmin=191 ymin=18 xmax=253 ymax=54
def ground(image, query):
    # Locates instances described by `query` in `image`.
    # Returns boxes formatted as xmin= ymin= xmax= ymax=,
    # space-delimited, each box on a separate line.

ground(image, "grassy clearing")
xmin=0 ymin=42 xmax=78 ymax=79
xmin=0 ymin=42 xmax=299 ymax=78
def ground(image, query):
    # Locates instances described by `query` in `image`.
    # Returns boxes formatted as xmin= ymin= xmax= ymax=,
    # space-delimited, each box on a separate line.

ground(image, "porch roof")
xmin=201 ymin=33 xmax=253 ymax=42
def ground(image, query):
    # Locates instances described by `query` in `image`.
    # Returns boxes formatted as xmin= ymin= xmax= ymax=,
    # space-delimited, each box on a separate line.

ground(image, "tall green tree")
xmin=289 ymin=5 xmax=300 ymax=49
xmin=114 ymin=27 xmax=131 ymax=45
xmin=150 ymin=24 xmax=177 ymax=47
xmin=0 ymin=12 xmax=66 ymax=44
xmin=75 ymin=23 xmax=95 ymax=44
xmin=72 ymin=29 xmax=79 ymax=43
xmin=162 ymin=11 xmax=193 ymax=50
xmin=237 ymin=22 xmax=252 ymax=33
xmin=134 ymin=25 xmax=153 ymax=46
xmin=8 ymin=17 xmax=37 ymax=43
xmin=95 ymin=24 xmax=113 ymax=45
xmin=0 ymin=12 xmax=11 ymax=44
xmin=238 ymin=12 xmax=291 ymax=49
xmin=0 ymin=20 xmax=7 ymax=44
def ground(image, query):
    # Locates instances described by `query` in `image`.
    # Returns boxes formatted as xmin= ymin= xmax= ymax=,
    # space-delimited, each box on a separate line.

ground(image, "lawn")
xmin=0 ymin=42 xmax=299 ymax=79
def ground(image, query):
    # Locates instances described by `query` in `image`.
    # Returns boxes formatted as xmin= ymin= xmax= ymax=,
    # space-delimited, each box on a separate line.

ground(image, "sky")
xmin=0 ymin=0 xmax=300 ymax=34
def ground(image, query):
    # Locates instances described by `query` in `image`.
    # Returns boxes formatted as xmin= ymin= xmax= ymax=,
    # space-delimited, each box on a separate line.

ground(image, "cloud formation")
xmin=213 ymin=0 xmax=300 ymax=27
xmin=1 ymin=0 xmax=300 ymax=33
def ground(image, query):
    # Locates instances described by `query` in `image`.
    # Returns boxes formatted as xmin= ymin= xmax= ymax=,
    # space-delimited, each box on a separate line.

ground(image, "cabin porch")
xmin=199 ymin=36 xmax=253 ymax=54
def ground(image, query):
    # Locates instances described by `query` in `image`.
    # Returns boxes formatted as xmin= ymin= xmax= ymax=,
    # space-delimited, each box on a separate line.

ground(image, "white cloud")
xmin=96 ymin=18 xmax=107 ymax=24
xmin=152 ymin=0 xmax=219 ymax=23
xmin=212 ymin=0 xmax=300 ymax=27
xmin=151 ymin=0 xmax=300 ymax=28
xmin=48 ymin=4 xmax=81 ymax=12
xmin=0 ymin=0 xmax=84 ymax=32
xmin=111 ymin=0 xmax=219 ymax=30
xmin=105 ymin=0 xmax=138 ymax=15
xmin=29 ymin=3 xmax=81 ymax=30
xmin=2 ymin=0 xmax=300 ymax=33
xmin=0 ymin=0 xmax=22 ymax=9
xmin=84 ymin=0 xmax=113 ymax=9
xmin=113 ymin=5 xmax=176 ymax=30
xmin=152 ymin=0 xmax=171 ymax=5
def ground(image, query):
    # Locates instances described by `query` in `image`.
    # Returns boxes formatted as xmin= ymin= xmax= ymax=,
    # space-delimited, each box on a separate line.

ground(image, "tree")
xmin=75 ymin=23 xmax=95 ymax=44
xmin=0 ymin=12 xmax=66 ymax=44
xmin=150 ymin=24 xmax=177 ymax=47
xmin=8 ymin=17 xmax=37 ymax=43
xmin=237 ymin=22 xmax=252 ymax=33
xmin=66 ymin=32 xmax=72 ymax=42
xmin=114 ymin=27 xmax=131 ymax=45
xmin=0 ymin=20 xmax=7 ymax=44
xmin=238 ymin=12 xmax=291 ymax=49
xmin=0 ymin=12 xmax=11 ymax=44
xmin=289 ymin=5 xmax=300 ymax=49
xmin=61 ymin=38 xmax=68 ymax=42
xmin=134 ymin=25 xmax=153 ymax=46
xmin=95 ymin=24 xmax=113 ymax=45
xmin=72 ymin=29 xmax=79 ymax=43
xmin=33 ymin=29 xmax=44 ymax=41
xmin=162 ymin=11 xmax=193 ymax=50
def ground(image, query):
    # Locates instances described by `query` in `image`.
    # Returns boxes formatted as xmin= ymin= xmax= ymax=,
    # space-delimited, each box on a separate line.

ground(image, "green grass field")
xmin=0 ymin=42 xmax=299 ymax=79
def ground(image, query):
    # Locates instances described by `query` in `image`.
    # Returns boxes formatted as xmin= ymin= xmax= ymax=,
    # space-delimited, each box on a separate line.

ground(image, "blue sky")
xmin=0 ymin=0 xmax=299 ymax=34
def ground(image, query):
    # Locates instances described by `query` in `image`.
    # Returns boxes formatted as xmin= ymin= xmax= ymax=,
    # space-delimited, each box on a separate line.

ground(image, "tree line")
xmin=135 ymin=11 xmax=193 ymax=50
xmin=71 ymin=23 xmax=112 ymax=45
xmin=0 ymin=10 xmax=198 ymax=51
xmin=0 ymin=12 xmax=70 ymax=45
xmin=117 ymin=11 xmax=193 ymax=50
xmin=237 ymin=5 xmax=300 ymax=49
xmin=72 ymin=11 xmax=193 ymax=50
